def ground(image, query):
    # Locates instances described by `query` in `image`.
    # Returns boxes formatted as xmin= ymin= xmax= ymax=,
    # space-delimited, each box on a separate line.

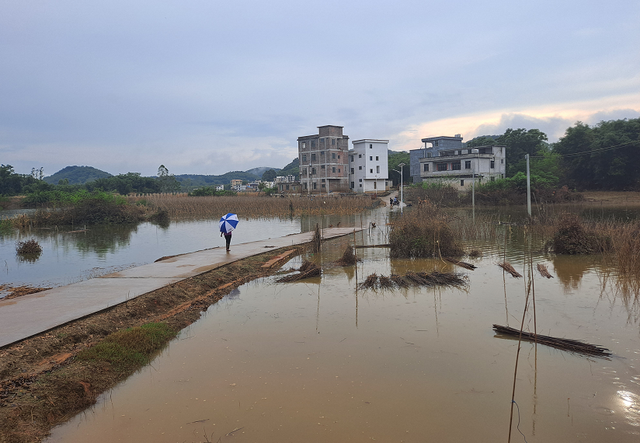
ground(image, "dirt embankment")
xmin=0 ymin=246 xmax=303 ymax=443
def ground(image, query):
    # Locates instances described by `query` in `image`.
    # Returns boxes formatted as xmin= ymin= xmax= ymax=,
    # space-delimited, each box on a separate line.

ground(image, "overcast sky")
xmin=2 ymin=0 xmax=639 ymax=177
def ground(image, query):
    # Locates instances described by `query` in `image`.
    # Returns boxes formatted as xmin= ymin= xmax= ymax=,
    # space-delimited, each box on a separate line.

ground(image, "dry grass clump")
xmin=389 ymin=202 xmax=463 ymax=258
xmin=334 ymin=245 xmax=360 ymax=266
xmin=550 ymin=213 xmax=602 ymax=255
xmin=15 ymin=239 xmax=42 ymax=255
xmin=128 ymin=194 xmax=377 ymax=219
xmin=359 ymin=271 xmax=466 ymax=290
xmin=276 ymin=260 xmax=321 ymax=282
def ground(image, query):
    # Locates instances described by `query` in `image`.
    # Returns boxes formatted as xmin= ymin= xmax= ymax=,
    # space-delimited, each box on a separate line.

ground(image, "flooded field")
xmin=44 ymin=228 xmax=640 ymax=442
xmin=0 ymin=214 xmax=365 ymax=291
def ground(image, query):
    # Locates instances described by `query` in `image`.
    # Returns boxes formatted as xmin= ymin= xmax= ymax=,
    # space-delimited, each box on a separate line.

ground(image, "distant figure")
xmin=393 ymin=196 xmax=399 ymax=206
xmin=390 ymin=197 xmax=393 ymax=206
xmin=221 ymin=231 xmax=232 ymax=251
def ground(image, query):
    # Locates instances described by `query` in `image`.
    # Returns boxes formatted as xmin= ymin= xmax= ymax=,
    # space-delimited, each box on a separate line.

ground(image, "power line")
xmin=531 ymin=139 xmax=639 ymax=159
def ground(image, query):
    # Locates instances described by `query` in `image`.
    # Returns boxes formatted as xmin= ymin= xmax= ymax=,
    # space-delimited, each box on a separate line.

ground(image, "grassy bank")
xmin=0 ymin=245 xmax=305 ymax=443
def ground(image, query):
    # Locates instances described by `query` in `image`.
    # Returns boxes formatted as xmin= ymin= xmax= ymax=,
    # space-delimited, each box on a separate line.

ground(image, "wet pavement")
xmin=0 ymin=227 xmax=358 ymax=348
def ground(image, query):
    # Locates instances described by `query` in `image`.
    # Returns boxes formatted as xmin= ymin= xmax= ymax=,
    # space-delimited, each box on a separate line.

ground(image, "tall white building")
xmin=349 ymin=139 xmax=389 ymax=193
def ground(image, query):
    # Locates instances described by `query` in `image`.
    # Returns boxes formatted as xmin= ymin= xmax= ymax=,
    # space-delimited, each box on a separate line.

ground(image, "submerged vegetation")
xmin=389 ymin=201 xmax=463 ymax=258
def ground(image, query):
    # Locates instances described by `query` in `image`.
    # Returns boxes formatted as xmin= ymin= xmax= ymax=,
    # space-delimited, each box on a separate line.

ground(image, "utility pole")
xmin=525 ymin=154 xmax=531 ymax=217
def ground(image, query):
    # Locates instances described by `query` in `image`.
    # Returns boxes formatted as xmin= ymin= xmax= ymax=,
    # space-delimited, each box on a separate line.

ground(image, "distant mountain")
xmin=44 ymin=166 xmax=112 ymax=185
xmin=279 ymin=158 xmax=299 ymax=178
xmin=175 ymin=170 xmax=262 ymax=189
xmin=245 ymin=166 xmax=278 ymax=177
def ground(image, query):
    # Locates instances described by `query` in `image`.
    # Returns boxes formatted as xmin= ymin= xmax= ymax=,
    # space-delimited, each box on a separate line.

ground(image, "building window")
xmin=351 ymin=182 xmax=354 ymax=188
xmin=311 ymin=168 xmax=316 ymax=175
xmin=337 ymin=155 xmax=340 ymax=159
xmin=285 ymin=185 xmax=290 ymax=190
xmin=350 ymin=155 xmax=354 ymax=162
xmin=370 ymin=156 xmax=373 ymax=161
xmin=321 ymin=151 xmax=324 ymax=156
xmin=376 ymin=156 xmax=379 ymax=161
xmin=490 ymin=176 xmax=495 ymax=182
xmin=359 ymin=178 xmax=362 ymax=182
xmin=332 ymin=153 xmax=336 ymax=160
xmin=301 ymin=142 xmax=306 ymax=149
xmin=351 ymin=168 xmax=354 ymax=174
xmin=434 ymin=141 xmax=439 ymax=147
xmin=359 ymin=154 xmax=362 ymax=158
xmin=423 ymin=164 xmax=429 ymax=172
xmin=302 ymin=154 xmax=307 ymax=162
xmin=376 ymin=166 xmax=380 ymax=173
xmin=313 ymin=182 xmax=317 ymax=189
xmin=321 ymin=165 xmax=325 ymax=169
xmin=332 ymin=167 xmax=336 ymax=173
xmin=321 ymin=179 xmax=325 ymax=182
xmin=332 ymin=139 xmax=335 ymax=145
xmin=322 ymin=184 xmax=325 ymax=188
xmin=337 ymin=169 xmax=340 ymax=173
xmin=359 ymin=184 xmax=362 ymax=187
xmin=460 ymin=180 xmax=464 ymax=187
xmin=437 ymin=163 xmax=447 ymax=171
xmin=370 ymin=169 xmax=373 ymax=173
xmin=452 ymin=162 xmax=461 ymax=170
xmin=369 ymin=144 xmax=373 ymax=149
xmin=501 ymin=159 xmax=504 ymax=164
xmin=465 ymin=160 xmax=471 ymax=169
xmin=311 ymin=153 xmax=316 ymax=161
xmin=359 ymin=166 xmax=362 ymax=170
xmin=311 ymin=140 xmax=316 ymax=148
xmin=491 ymin=160 xmax=495 ymax=168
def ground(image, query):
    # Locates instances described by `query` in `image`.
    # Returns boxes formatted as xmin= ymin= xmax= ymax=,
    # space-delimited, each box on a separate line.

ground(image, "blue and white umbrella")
xmin=219 ymin=213 xmax=239 ymax=234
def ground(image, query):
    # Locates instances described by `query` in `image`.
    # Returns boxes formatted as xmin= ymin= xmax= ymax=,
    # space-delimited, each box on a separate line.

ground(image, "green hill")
xmin=44 ymin=166 xmax=112 ymax=185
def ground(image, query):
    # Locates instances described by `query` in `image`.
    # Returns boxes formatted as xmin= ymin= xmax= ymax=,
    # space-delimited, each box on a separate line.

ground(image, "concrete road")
xmin=0 ymin=227 xmax=358 ymax=348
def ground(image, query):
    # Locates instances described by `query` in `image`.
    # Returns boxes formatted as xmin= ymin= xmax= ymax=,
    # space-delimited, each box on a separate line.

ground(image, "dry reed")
xmin=389 ymin=201 xmax=463 ymax=258
xmin=127 ymin=194 xmax=377 ymax=219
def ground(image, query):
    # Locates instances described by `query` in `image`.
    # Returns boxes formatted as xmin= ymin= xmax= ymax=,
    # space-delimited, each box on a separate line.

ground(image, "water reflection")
xmin=552 ymin=255 xmax=592 ymax=290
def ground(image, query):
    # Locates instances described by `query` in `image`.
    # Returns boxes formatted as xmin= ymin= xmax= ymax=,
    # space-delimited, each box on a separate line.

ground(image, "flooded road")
xmin=45 ymin=235 xmax=640 ymax=442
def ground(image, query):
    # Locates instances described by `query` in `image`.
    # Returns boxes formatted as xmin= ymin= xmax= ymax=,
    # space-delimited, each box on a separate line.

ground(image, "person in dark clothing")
xmin=221 ymin=231 xmax=232 ymax=251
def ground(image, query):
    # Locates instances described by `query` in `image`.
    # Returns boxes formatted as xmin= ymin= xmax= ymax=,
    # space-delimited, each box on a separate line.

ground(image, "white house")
xmin=418 ymin=145 xmax=506 ymax=190
xmin=349 ymin=139 xmax=389 ymax=193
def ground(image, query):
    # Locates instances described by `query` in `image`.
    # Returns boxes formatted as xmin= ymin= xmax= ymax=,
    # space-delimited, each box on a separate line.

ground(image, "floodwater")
xmin=44 ymin=223 xmax=640 ymax=442
xmin=0 ymin=214 xmax=369 ymax=291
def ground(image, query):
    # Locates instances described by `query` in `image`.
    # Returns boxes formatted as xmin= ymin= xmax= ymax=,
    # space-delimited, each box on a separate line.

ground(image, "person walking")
xmin=219 ymin=213 xmax=239 ymax=252
xmin=221 ymin=231 xmax=232 ymax=251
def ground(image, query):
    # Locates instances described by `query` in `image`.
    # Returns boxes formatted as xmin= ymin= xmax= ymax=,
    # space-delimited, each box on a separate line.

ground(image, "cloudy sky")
xmin=2 ymin=0 xmax=639 ymax=177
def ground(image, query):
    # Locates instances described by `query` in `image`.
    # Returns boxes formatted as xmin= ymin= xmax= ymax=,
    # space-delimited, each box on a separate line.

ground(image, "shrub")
xmin=16 ymin=239 xmax=42 ymax=255
xmin=551 ymin=213 xmax=600 ymax=254
xmin=389 ymin=202 xmax=463 ymax=258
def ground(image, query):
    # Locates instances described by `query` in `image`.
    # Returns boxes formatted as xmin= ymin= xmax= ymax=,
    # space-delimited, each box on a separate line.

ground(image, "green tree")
xmin=388 ymin=151 xmax=410 ymax=186
xmin=157 ymin=165 xmax=181 ymax=193
xmin=554 ymin=118 xmax=640 ymax=190
xmin=467 ymin=135 xmax=499 ymax=147
xmin=0 ymin=164 xmax=39 ymax=195
xmin=497 ymin=128 xmax=548 ymax=177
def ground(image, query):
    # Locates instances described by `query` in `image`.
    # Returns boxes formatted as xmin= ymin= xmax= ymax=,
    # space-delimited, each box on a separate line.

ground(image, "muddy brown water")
xmin=44 ymin=230 xmax=640 ymax=442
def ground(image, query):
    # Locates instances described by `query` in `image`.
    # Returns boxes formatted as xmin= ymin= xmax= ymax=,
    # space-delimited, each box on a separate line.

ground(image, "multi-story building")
xmin=298 ymin=125 xmax=349 ymax=193
xmin=349 ymin=139 xmax=389 ymax=193
xmin=410 ymin=135 xmax=463 ymax=183
xmin=418 ymin=144 xmax=506 ymax=190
